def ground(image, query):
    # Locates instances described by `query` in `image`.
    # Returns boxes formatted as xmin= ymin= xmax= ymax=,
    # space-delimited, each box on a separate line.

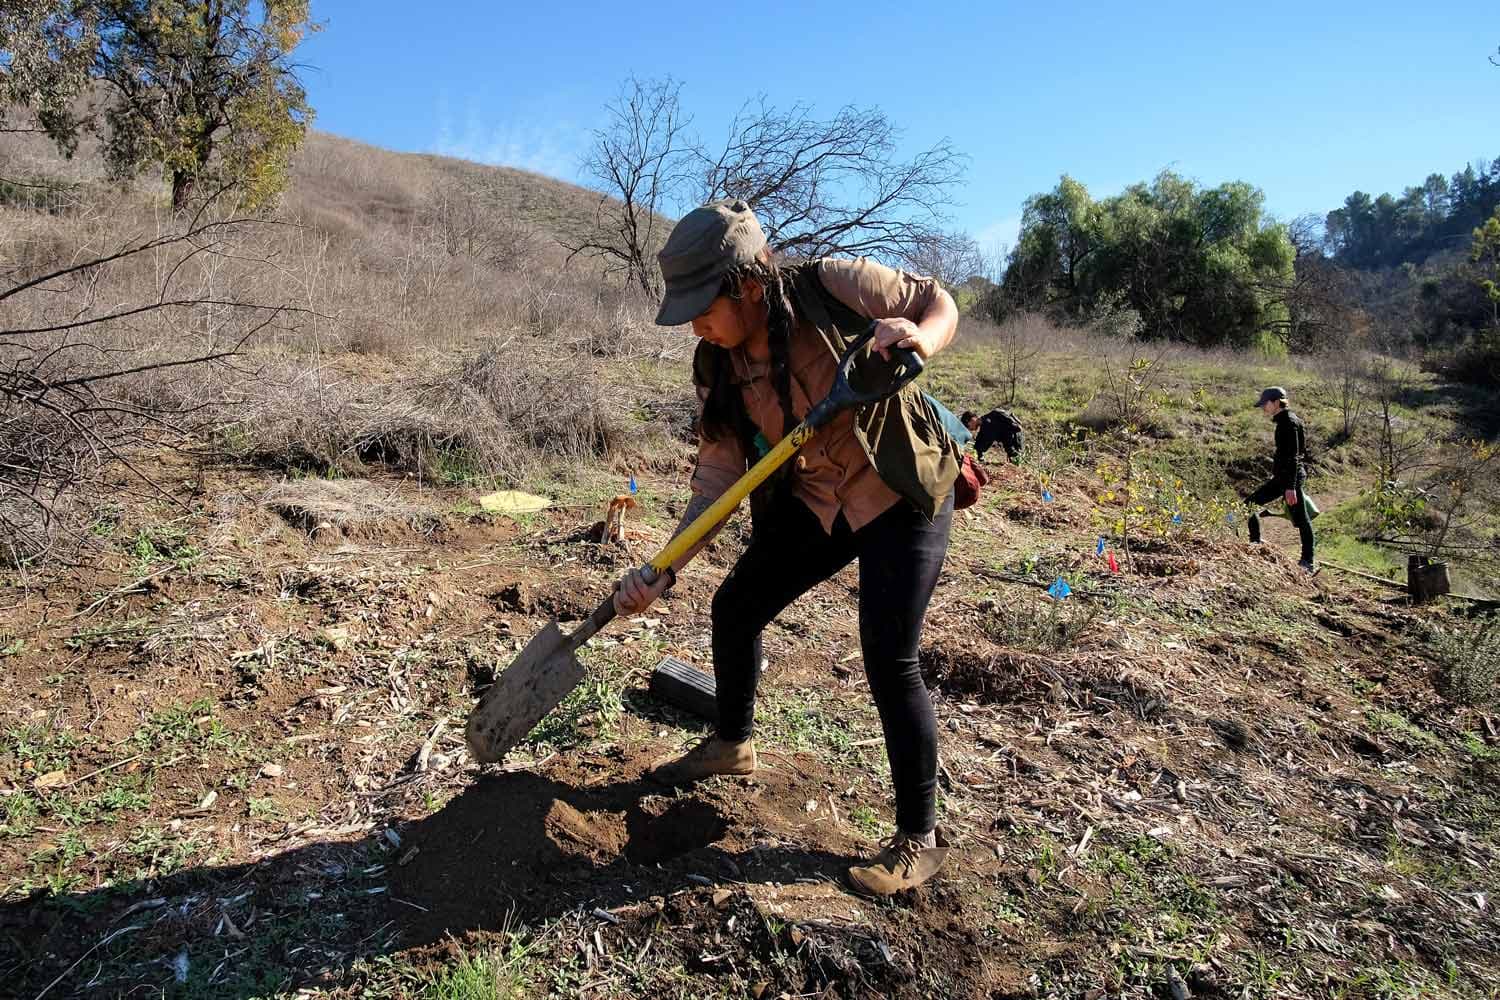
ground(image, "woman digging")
xmin=613 ymin=199 xmax=962 ymax=895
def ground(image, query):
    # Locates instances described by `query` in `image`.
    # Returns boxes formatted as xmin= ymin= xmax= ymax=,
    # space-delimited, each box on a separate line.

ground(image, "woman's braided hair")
xmin=698 ymin=257 xmax=799 ymax=450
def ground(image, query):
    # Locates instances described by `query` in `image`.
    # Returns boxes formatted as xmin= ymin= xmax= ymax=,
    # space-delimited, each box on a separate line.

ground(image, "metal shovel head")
xmin=465 ymin=620 xmax=588 ymax=764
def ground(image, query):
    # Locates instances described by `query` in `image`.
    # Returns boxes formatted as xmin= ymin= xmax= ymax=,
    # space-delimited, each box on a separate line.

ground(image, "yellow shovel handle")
xmin=647 ymin=421 xmax=815 ymax=574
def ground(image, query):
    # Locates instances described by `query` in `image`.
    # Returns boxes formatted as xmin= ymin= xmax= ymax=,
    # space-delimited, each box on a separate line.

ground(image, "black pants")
xmin=711 ymin=491 xmax=953 ymax=834
xmin=1246 ymin=478 xmax=1315 ymax=564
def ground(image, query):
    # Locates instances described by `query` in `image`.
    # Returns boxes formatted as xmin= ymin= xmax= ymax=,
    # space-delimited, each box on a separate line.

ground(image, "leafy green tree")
xmin=1472 ymin=208 xmax=1500 ymax=330
xmin=1 ymin=0 xmax=315 ymax=210
xmin=1 ymin=2 xmax=98 ymax=154
xmin=1000 ymin=171 xmax=1294 ymax=348
xmin=1000 ymin=175 xmax=1097 ymax=314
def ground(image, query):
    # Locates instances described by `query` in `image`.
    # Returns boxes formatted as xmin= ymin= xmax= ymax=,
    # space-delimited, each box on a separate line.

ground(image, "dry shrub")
xmin=231 ymin=341 xmax=646 ymax=485
xmin=1433 ymin=614 xmax=1499 ymax=708
xmin=261 ymin=478 xmax=439 ymax=534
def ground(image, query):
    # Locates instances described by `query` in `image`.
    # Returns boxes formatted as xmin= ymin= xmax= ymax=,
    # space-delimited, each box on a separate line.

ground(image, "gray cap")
xmin=655 ymin=199 xmax=767 ymax=326
xmin=1254 ymin=386 xmax=1287 ymax=408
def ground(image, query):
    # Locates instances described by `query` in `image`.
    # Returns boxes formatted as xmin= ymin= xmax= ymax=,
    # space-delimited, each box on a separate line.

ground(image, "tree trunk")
xmin=171 ymin=171 xmax=194 ymax=213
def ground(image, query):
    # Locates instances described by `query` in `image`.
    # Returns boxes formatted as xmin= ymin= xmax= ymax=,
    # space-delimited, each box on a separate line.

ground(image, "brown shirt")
xmin=689 ymin=258 xmax=942 ymax=533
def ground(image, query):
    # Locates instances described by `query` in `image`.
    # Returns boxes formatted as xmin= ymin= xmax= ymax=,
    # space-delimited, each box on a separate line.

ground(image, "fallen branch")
xmin=1320 ymin=561 xmax=1499 ymax=607
xmin=1318 ymin=561 xmax=1407 ymax=591
xmin=33 ymin=923 xmax=144 ymax=1000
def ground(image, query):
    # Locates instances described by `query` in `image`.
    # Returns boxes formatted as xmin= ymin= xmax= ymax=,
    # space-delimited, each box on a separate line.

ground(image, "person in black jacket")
xmin=962 ymin=408 xmax=1024 ymax=463
xmin=1245 ymin=386 xmax=1316 ymax=572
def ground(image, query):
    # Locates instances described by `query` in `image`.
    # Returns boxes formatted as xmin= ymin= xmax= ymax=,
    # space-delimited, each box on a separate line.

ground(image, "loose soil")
xmin=1 ymin=447 xmax=1497 ymax=999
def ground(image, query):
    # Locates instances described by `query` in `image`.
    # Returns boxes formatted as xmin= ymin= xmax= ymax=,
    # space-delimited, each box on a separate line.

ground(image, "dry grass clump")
xmin=229 ymin=340 xmax=651 ymax=486
xmin=261 ymin=478 xmax=440 ymax=535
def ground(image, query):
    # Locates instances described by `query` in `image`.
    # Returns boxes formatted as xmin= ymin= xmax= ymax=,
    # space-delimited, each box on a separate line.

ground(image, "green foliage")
xmin=997 ymin=172 xmax=1295 ymax=348
xmin=1431 ymin=614 xmax=1499 ymax=708
xmin=1471 ymin=208 xmax=1500 ymax=330
xmin=130 ymin=698 xmax=241 ymax=758
xmin=0 ymin=1 xmax=97 ymax=153
xmin=422 ymin=938 xmax=532 ymax=1000
xmin=125 ymin=524 xmax=201 ymax=573
xmin=3 ymin=1 xmax=316 ymax=210
xmin=4 ymin=722 xmax=80 ymax=773
xmin=1328 ymin=159 xmax=1500 ymax=271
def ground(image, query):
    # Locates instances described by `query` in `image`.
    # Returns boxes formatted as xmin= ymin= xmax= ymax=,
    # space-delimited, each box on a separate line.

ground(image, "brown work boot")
xmin=646 ymin=736 xmax=755 ymax=786
xmin=847 ymin=830 xmax=950 ymax=896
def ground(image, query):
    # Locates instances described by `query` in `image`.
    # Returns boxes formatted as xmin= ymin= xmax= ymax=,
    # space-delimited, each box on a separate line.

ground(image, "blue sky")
xmin=298 ymin=0 xmax=1499 ymax=253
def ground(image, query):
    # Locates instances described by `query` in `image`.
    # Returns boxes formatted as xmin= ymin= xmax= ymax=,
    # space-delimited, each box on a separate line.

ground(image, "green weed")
xmin=4 ymin=723 xmax=82 ymax=773
xmin=248 ymin=797 xmax=285 ymax=821
xmin=1366 ymin=710 xmax=1444 ymax=754
xmin=848 ymin=804 xmax=889 ymax=840
xmin=422 ymin=941 xmax=531 ymax=1000
xmin=1 ymin=791 xmax=40 ymax=837
xmin=524 ymin=669 xmax=625 ymax=752
xmin=125 ymin=524 xmax=201 ymax=574
xmin=131 ymin=699 xmax=243 ymax=759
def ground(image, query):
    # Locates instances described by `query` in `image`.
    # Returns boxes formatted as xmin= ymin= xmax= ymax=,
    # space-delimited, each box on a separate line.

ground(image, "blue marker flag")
xmin=1172 ymin=511 xmax=1182 ymax=525
xmin=629 ymin=475 xmax=637 ymax=494
xmin=1042 ymin=489 xmax=1055 ymax=503
xmin=1096 ymin=537 xmax=1106 ymax=556
xmin=1047 ymin=576 xmax=1072 ymax=600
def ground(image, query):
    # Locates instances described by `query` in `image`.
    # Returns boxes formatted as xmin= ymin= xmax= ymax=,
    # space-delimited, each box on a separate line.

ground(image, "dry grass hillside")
xmin=2 ymin=129 xmax=1499 ymax=1000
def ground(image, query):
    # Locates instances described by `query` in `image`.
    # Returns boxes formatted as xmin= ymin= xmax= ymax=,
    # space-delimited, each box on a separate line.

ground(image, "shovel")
xmin=465 ymin=324 xmax=925 ymax=764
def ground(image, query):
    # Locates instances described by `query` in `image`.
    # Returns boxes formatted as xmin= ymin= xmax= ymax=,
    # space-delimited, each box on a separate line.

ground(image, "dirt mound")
xmin=486 ymin=577 xmax=599 ymax=620
xmin=921 ymin=639 xmax=1053 ymax=705
xmin=386 ymin=765 xmax=736 ymax=941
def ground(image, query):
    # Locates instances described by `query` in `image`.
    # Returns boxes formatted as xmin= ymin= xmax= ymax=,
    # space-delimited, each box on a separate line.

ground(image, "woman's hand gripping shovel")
xmin=465 ymin=325 xmax=924 ymax=764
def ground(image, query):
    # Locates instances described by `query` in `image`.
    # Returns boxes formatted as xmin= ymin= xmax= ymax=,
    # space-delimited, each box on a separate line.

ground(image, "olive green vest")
xmin=785 ymin=262 xmax=960 ymax=522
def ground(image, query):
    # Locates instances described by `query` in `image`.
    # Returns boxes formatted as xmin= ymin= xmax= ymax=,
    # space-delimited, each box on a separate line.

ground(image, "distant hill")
xmin=285 ymin=131 xmax=616 ymax=257
xmin=0 ymin=126 xmax=625 ymax=266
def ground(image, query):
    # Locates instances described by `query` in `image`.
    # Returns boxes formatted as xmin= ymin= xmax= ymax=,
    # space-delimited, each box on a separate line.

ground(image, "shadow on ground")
xmin=0 ymin=772 xmax=855 ymax=998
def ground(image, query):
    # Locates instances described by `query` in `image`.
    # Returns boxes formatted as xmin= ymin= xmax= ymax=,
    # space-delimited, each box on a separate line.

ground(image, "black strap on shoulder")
xmin=787 ymin=261 xmax=870 ymax=346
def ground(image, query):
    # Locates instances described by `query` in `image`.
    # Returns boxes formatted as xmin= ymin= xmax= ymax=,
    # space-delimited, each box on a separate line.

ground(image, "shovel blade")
xmin=465 ymin=621 xmax=587 ymax=764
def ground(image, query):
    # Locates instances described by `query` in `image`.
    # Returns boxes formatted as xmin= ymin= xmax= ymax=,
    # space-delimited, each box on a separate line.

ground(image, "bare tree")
xmin=564 ymin=76 xmax=691 ymax=298
xmin=1095 ymin=342 xmax=1174 ymax=569
xmin=569 ymin=79 xmax=969 ymax=300
xmin=1258 ymin=214 xmax=1359 ymax=352
xmin=1 ymin=213 xmax=304 ymax=563
xmin=1321 ymin=341 xmax=1369 ymax=441
xmin=424 ymin=173 xmax=544 ymax=273
xmin=1422 ymin=440 xmax=1498 ymax=559
xmin=696 ymin=97 xmax=966 ymax=265
xmin=993 ymin=314 xmax=1044 ymax=405
xmin=905 ymin=231 xmax=985 ymax=290
xmin=1364 ymin=358 xmax=1427 ymax=487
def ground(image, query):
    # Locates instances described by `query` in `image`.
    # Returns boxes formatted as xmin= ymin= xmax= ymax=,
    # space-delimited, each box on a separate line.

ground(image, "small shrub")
xmin=1433 ymin=614 xmax=1500 ymax=708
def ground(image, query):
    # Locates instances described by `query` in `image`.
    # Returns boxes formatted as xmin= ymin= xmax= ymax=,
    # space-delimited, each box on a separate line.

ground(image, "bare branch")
xmin=693 ymin=98 xmax=967 ymax=267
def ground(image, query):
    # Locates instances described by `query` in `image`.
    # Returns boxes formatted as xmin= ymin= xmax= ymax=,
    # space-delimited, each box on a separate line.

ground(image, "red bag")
xmin=954 ymin=454 xmax=989 ymax=510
